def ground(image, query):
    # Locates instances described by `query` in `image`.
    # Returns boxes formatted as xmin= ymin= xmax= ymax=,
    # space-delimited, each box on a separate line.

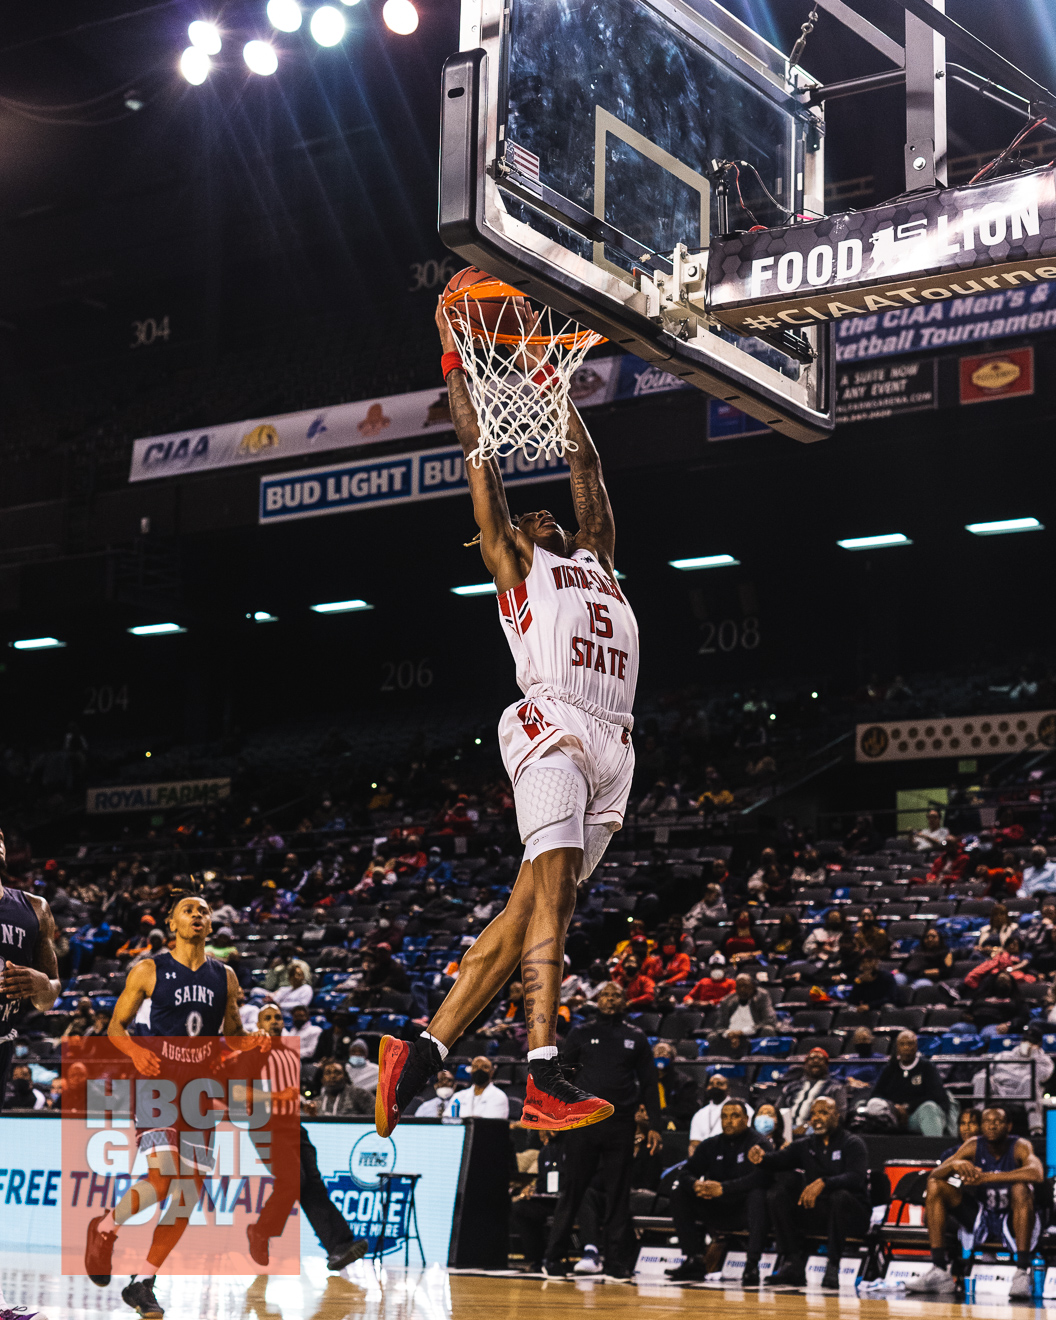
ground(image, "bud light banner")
xmin=259 ymin=445 xmax=569 ymax=525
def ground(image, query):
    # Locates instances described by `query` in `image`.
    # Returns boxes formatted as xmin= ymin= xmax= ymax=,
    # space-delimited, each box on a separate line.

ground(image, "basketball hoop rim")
xmin=441 ymin=279 xmax=607 ymax=349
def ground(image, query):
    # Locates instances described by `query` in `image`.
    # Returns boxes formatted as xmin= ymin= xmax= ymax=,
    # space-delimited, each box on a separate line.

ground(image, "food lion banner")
xmin=87 ymin=778 xmax=231 ymax=814
xmin=856 ymin=710 xmax=1056 ymax=763
xmin=708 ymin=168 xmax=1056 ymax=335
xmin=259 ymin=445 xmax=568 ymax=525
xmin=129 ymin=354 xmax=691 ymax=484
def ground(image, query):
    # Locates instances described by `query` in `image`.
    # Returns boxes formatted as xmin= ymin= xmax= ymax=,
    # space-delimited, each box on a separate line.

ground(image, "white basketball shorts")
xmin=497 ymin=690 xmax=634 ymax=881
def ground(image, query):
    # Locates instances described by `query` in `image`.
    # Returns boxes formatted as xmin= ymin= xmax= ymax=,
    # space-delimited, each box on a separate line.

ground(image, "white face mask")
xmin=435 ymin=1086 xmax=455 ymax=1099
xmin=349 ymin=1055 xmax=367 ymax=1068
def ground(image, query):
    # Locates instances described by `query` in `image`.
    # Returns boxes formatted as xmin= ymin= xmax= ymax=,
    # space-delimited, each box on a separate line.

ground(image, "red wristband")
xmin=442 ymin=351 xmax=464 ymax=380
xmin=531 ymin=362 xmax=558 ymax=388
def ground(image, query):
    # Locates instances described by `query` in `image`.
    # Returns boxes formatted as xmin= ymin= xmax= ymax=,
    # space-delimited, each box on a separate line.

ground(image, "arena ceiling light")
xmin=180 ymin=47 xmax=211 ymax=84
xmin=9 ymin=637 xmax=66 ymax=651
xmin=382 ymin=0 xmax=419 ymax=34
xmin=965 ymin=517 xmax=1044 ymax=536
xmin=310 ymin=5 xmax=346 ymax=44
xmin=836 ymin=533 xmax=912 ymax=551
xmin=246 ymin=611 xmax=278 ymax=623
xmin=243 ymin=40 xmax=279 ymax=74
xmin=310 ymin=599 xmax=373 ymax=613
xmin=668 ymin=554 xmax=740 ymax=570
xmin=267 ymin=0 xmax=303 ymax=31
xmin=451 ymin=583 xmax=496 ymax=596
xmin=188 ymin=20 xmax=222 ymax=54
xmin=127 ymin=623 xmax=187 ymax=636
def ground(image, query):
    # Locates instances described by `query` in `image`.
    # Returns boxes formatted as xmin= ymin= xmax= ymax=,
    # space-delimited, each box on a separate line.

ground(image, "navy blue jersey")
xmin=0 ymin=886 xmax=40 ymax=1042
xmin=147 ymin=950 xmax=228 ymax=1037
xmin=972 ymin=1135 xmax=1018 ymax=1214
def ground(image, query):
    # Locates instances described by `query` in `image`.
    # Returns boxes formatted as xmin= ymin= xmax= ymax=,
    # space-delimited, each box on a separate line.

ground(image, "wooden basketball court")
xmin=0 ymin=1265 xmax=1044 ymax=1320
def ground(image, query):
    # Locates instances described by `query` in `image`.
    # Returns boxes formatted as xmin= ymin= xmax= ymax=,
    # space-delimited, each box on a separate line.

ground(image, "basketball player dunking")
xmin=0 ymin=827 xmax=60 ymax=1109
xmin=375 ymin=296 xmax=637 ymax=1136
xmin=87 ymin=890 xmax=258 ymax=1320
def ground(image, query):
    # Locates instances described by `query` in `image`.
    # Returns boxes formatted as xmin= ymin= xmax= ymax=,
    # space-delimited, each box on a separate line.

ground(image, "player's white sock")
xmin=133 ymin=1256 xmax=158 ymax=1279
xmin=527 ymin=1046 xmax=558 ymax=1061
xmin=421 ymin=1031 xmax=449 ymax=1060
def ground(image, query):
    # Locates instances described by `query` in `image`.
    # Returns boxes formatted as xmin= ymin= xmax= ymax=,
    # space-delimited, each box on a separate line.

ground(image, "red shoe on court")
xmin=376 ymin=1034 xmax=442 ymax=1138
xmin=520 ymin=1059 xmax=614 ymax=1131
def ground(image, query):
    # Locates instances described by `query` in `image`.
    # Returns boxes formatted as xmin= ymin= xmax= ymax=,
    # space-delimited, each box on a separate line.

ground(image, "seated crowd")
xmin=5 ymin=796 xmax=1056 ymax=1287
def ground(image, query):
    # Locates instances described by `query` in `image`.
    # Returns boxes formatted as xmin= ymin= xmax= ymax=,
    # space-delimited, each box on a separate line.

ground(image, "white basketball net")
xmin=442 ymin=294 xmax=604 ymax=467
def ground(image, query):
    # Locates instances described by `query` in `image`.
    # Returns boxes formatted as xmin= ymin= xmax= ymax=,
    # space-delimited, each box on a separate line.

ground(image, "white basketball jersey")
xmin=497 ymin=544 xmax=638 ymax=719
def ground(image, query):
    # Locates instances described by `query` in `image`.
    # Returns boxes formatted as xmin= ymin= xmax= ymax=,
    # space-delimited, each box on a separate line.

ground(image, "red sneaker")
xmin=375 ymin=1034 xmax=442 ymax=1138
xmin=520 ymin=1059 xmax=614 ymax=1131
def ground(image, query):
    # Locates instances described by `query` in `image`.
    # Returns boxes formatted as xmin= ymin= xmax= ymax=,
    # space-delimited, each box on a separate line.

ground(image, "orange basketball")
xmin=443 ymin=266 xmax=531 ymax=339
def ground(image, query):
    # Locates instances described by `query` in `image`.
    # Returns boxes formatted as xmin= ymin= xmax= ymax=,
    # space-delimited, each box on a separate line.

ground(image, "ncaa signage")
xmin=322 ymin=1132 xmax=417 ymax=1258
xmin=708 ymin=168 xmax=1056 ymax=335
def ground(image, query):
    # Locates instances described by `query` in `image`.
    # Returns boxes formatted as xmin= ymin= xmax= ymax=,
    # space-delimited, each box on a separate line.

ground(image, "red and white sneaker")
xmin=520 ymin=1059 xmax=613 ymax=1131
xmin=375 ymin=1035 xmax=442 ymax=1138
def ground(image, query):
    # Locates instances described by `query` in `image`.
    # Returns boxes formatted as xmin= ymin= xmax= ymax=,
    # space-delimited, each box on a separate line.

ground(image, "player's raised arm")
xmin=566 ymin=402 xmax=615 ymax=575
xmin=436 ymin=298 xmax=527 ymax=589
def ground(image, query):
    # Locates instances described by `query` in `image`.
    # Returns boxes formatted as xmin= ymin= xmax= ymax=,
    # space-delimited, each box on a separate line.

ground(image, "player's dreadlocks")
xmin=166 ymin=875 xmax=209 ymax=920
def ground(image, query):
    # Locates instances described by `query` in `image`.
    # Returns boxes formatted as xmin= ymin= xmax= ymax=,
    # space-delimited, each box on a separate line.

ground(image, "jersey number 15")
xmin=586 ymin=602 xmax=612 ymax=638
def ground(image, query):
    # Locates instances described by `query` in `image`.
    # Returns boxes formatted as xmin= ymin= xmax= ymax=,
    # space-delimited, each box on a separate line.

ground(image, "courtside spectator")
xmin=688 ymin=1073 xmax=754 ymax=1152
xmin=775 ymin=1047 xmax=847 ymax=1137
xmin=871 ymin=1030 xmax=954 ymax=1135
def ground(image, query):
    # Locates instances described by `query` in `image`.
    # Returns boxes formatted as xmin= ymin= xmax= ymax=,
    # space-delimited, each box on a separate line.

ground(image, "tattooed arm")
xmin=436 ymin=299 xmax=529 ymax=592
xmin=566 ymin=403 xmax=616 ymax=575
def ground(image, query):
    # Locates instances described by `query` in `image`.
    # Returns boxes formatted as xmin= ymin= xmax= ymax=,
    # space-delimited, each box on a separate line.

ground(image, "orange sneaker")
xmin=375 ymin=1034 xmax=442 ymax=1138
xmin=520 ymin=1059 xmax=614 ymax=1131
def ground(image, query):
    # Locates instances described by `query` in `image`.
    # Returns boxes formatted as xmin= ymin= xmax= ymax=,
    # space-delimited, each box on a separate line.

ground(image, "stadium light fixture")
xmin=310 ymin=599 xmax=373 ymax=614
xmin=668 ymin=554 xmax=740 ymax=570
xmin=383 ymin=0 xmax=419 ymax=34
xmin=9 ymin=637 xmax=65 ymax=651
xmin=180 ymin=47 xmax=211 ymax=84
xmin=451 ymin=583 xmax=496 ymax=596
xmin=188 ymin=20 xmax=222 ymax=53
xmin=127 ymin=623 xmax=186 ymax=636
xmin=246 ymin=611 xmax=278 ymax=623
xmin=267 ymin=0 xmax=303 ymax=31
xmin=965 ymin=517 xmax=1044 ymax=536
xmin=837 ymin=533 xmax=912 ymax=550
xmin=310 ymin=5 xmax=346 ymax=44
xmin=339 ymin=0 xmax=360 ymax=5
xmin=243 ymin=40 xmax=279 ymax=74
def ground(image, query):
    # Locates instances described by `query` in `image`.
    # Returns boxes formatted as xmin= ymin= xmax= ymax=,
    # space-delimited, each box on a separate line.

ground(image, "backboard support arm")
xmin=903 ymin=0 xmax=946 ymax=191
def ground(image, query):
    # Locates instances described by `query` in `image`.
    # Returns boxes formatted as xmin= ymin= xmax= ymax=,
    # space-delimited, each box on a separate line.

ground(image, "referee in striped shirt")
xmin=246 ymin=1003 xmax=368 ymax=1271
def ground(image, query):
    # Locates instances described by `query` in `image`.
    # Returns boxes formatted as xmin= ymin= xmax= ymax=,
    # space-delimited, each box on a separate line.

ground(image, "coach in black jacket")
xmin=543 ymin=983 xmax=661 ymax=1277
xmin=748 ymin=1094 xmax=869 ymax=1289
xmin=665 ymin=1098 xmax=772 ymax=1285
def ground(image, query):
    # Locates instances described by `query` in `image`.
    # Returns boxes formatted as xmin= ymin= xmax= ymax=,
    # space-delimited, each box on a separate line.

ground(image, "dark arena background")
xmin=3 ymin=2 xmax=1056 ymax=1318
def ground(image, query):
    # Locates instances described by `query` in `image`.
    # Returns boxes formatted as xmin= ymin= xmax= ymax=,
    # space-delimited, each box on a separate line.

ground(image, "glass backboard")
xmin=439 ymin=0 xmax=835 ymax=441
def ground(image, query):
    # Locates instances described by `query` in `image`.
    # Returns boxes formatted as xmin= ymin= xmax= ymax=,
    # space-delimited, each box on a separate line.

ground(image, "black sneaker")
xmin=376 ymin=1035 xmax=443 ymax=1137
xmin=665 ymin=1256 xmax=708 ymax=1283
xmin=821 ymin=1264 xmax=840 ymax=1290
xmin=121 ymin=1276 xmax=164 ymax=1318
xmin=741 ymin=1263 xmax=761 ymax=1287
xmin=327 ymin=1238 xmax=369 ymax=1271
xmin=771 ymin=1257 xmax=807 ymax=1287
xmin=541 ymin=1260 xmax=569 ymax=1278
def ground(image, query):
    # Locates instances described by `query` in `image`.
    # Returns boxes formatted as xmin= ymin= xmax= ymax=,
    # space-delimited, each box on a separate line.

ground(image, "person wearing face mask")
xmin=665 ymin=1099 xmax=772 ymax=1284
xmin=753 ymin=1104 xmax=785 ymax=1149
xmin=688 ymin=1072 xmax=754 ymax=1154
xmin=447 ymin=1056 xmax=509 ymax=1118
xmin=414 ymin=1069 xmax=460 ymax=1117
xmin=345 ymin=1038 xmax=380 ymax=1093
xmin=305 ymin=1057 xmax=373 ymax=1117
xmin=5 ymin=1061 xmax=46 ymax=1110
xmin=976 ymin=1022 xmax=1054 ymax=1134
xmin=682 ymin=956 xmax=736 ymax=1006
xmin=652 ymin=1041 xmax=698 ymax=1130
